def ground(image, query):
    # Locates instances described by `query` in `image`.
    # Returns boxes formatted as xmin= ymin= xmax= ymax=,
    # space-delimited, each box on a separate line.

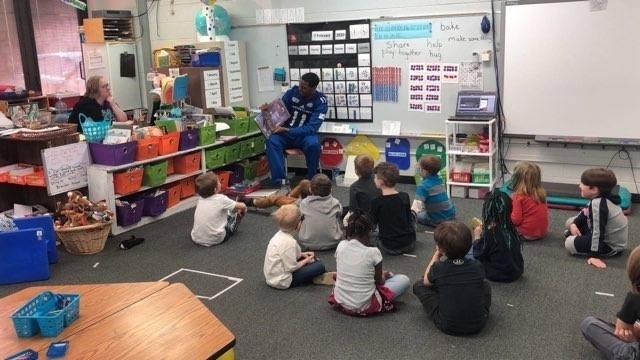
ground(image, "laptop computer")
xmin=449 ymin=91 xmax=498 ymax=121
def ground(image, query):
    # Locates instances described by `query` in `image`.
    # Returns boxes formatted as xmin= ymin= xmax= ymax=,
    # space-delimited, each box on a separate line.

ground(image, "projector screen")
xmin=503 ymin=1 xmax=640 ymax=139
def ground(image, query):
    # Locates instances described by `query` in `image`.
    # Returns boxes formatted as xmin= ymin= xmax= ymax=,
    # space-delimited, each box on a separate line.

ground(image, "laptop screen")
xmin=455 ymin=91 xmax=497 ymax=118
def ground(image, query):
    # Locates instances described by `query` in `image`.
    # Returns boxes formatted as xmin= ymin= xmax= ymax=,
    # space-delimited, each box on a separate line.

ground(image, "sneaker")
xmin=312 ymin=272 xmax=336 ymax=285
xmin=226 ymin=211 xmax=242 ymax=234
xmin=562 ymin=229 xmax=571 ymax=238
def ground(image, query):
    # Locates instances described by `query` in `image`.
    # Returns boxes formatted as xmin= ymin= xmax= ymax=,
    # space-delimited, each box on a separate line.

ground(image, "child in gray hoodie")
xmin=298 ymin=173 xmax=344 ymax=251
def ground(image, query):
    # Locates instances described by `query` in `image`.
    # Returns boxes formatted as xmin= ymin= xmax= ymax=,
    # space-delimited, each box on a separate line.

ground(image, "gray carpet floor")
xmin=1 ymin=181 xmax=636 ymax=359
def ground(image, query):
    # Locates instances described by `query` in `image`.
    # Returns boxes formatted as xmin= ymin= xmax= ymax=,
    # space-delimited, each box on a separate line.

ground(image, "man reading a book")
xmin=264 ymin=72 xmax=328 ymax=184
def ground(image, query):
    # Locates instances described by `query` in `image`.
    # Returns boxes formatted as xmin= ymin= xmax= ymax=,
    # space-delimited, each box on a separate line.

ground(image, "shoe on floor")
xmin=313 ymin=272 xmax=336 ymax=285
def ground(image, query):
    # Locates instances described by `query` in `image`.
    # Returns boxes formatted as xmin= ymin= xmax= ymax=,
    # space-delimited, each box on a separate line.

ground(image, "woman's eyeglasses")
xmin=100 ymin=84 xmax=110 ymax=89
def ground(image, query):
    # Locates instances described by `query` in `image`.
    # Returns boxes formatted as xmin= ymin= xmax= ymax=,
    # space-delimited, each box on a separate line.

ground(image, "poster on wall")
xmin=287 ymin=19 xmax=373 ymax=123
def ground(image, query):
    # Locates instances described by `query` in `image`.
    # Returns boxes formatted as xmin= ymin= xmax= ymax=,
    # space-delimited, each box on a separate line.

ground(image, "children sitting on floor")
xmin=329 ymin=209 xmax=410 ymax=316
xmin=342 ymin=154 xmax=381 ymax=226
xmin=564 ymin=167 xmax=628 ymax=258
xmin=411 ymin=155 xmax=456 ymax=227
xmin=190 ymin=172 xmax=247 ymax=246
xmin=413 ymin=221 xmax=491 ymax=335
xmin=369 ymin=162 xmax=416 ymax=255
xmin=471 ymin=189 xmax=524 ymax=282
xmin=298 ymin=173 xmax=344 ymax=251
xmin=263 ymin=204 xmax=329 ymax=289
xmin=509 ymin=161 xmax=548 ymax=240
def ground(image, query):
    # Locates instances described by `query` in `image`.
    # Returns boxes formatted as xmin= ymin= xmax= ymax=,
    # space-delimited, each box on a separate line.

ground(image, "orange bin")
xmin=135 ymin=137 xmax=160 ymax=161
xmin=164 ymin=182 xmax=182 ymax=208
xmin=155 ymin=132 xmax=180 ymax=155
xmin=180 ymin=176 xmax=197 ymax=199
xmin=166 ymin=158 xmax=175 ymax=175
xmin=215 ymin=170 xmax=232 ymax=191
xmin=114 ymin=167 xmax=144 ymax=195
xmin=174 ymin=152 xmax=202 ymax=174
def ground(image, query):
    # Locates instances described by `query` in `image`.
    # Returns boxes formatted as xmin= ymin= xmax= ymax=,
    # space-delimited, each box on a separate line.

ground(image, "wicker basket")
xmin=55 ymin=221 xmax=112 ymax=255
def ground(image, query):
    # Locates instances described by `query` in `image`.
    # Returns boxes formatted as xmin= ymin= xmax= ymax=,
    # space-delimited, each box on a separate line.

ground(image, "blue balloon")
xmin=213 ymin=5 xmax=231 ymax=36
xmin=194 ymin=9 xmax=209 ymax=36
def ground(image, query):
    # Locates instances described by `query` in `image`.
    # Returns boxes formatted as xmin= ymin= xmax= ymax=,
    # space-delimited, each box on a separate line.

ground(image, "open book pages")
xmin=254 ymin=98 xmax=290 ymax=138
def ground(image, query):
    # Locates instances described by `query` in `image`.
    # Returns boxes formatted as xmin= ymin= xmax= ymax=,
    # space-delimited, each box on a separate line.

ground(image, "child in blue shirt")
xmin=412 ymin=155 xmax=456 ymax=227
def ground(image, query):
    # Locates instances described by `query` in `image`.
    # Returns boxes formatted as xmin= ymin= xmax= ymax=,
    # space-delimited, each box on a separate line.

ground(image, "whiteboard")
xmin=42 ymin=142 xmax=91 ymax=195
xmin=503 ymin=1 xmax=640 ymax=138
xmin=368 ymin=16 xmax=494 ymax=135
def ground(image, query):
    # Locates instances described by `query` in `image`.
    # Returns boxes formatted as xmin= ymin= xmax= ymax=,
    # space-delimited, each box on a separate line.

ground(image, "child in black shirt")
xmin=413 ymin=221 xmax=491 ymax=335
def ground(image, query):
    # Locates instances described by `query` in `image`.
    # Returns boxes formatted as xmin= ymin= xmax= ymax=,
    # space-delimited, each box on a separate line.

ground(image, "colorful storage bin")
xmin=164 ymin=182 xmax=182 ymax=208
xmin=255 ymin=156 xmax=269 ymax=177
xmin=114 ymin=167 xmax=144 ymax=195
xmin=220 ymin=117 xmax=250 ymax=137
xmin=198 ymin=125 xmax=217 ymax=146
xmin=11 ymin=291 xmax=80 ymax=338
xmin=135 ymin=137 xmax=160 ymax=161
xmin=215 ymin=170 xmax=232 ymax=191
xmin=155 ymin=132 xmax=180 ymax=155
xmin=142 ymin=160 xmax=168 ymax=187
xmin=142 ymin=190 xmax=168 ymax=217
xmin=174 ymin=151 xmax=202 ymax=174
xmin=205 ymin=147 xmax=225 ymax=169
xmin=179 ymin=176 xmax=196 ymax=199
xmin=89 ymin=141 xmax=136 ymax=166
xmin=115 ymin=198 xmax=145 ymax=227
xmin=224 ymin=143 xmax=241 ymax=164
xmin=179 ymin=129 xmax=199 ymax=151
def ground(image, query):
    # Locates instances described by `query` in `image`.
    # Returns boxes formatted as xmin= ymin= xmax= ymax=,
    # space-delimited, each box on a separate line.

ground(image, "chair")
xmin=283 ymin=148 xmax=322 ymax=177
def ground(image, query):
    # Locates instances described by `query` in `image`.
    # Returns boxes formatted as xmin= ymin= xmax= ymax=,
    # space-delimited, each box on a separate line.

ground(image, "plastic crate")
xmin=155 ymin=132 xmax=180 ymax=155
xmin=451 ymin=171 xmax=471 ymax=183
xmin=142 ymin=190 xmax=168 ymax=217
xmin=472 ymin=169 xmax=490 ymax=184
xmin=180 ymin=176 xmax=197 ymax=199
xmin=215 ymin=170 xmax=232 ymax=191
xmin=255 ymin=156 xmax=269 ymax=177
xmin=239 ymin=139 xmax=255 ymax=159
xmin=89 ymin=141 xmax=136 ymax=166
xmin=115 ymin=198 xmax=145 ymax=227
xmin=142 ymin=160 xmax=168 ymax=187
xmin=198 ymin=125 xmax=217 ymax=146
xmin=166 ymin=158 xmax=175 ymax=175
xmin=220 ymin=118 xmax=250 ymax=137
xmin=164 ymin=182 xmax=182 ymax=208
xmin=114 ymin=167 xmax=144 ymax=195
xmin=247 ymin=116 xmax=260 ymax=133
xmin=79 ymin=114 xmax=111 ymax=143
xmin=174 ymin=151 xmax=202 ymax=174
xmin=224 ymin=143 xmax=241 ymax=164
xmin=179 ymin=129 xmax=199 ymax=151
xmin=204 ymin=147 xmax=225 ymax=169
xmin=135 ymin=137 xmax=160 ymax=161
xmin=11 ymin=291 xmax=80 ymax=338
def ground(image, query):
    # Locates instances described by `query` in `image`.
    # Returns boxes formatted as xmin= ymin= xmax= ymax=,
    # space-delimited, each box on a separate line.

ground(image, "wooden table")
xmin=0 ymin=282 xmax=235 ymax=359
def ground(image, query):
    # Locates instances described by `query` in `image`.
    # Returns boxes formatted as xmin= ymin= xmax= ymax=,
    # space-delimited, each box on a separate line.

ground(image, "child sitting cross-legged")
xmin=413 ymin=221 xmax=491 ymax=335
xmin=329 ymin=209 xmax=410 ymax=316
xmin=190 ymin=172 xmax=247 ymax=247
xmin=298 ymin=173 xmax=344 ymax=251
xmin=342 ymin=154 xmax=381 ymax=226
xmin=263 ymin=204 xmax=331 ymax=289
xmin=412 ymin=155 xmax=456 ymax=227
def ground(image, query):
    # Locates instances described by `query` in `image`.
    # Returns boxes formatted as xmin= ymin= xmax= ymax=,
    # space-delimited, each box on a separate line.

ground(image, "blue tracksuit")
xmin=266 ymin=86 xmax=328 ymax=181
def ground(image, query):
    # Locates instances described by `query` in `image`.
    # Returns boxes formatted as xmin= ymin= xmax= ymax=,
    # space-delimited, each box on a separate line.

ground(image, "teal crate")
xmin=220 ymin=117 xmax=250 ymax=136
xmin=11 ymin=291 xmax=80 ymax=338
xmin=198 ymin=125 xmax=217 ymax=146
xmin=142 ymin=160 xmax=168 ymax=187
xmin=205 ymin=147 xmax=225 ymax=169
xmin=223 ymin=143 xmax=241 ymax=163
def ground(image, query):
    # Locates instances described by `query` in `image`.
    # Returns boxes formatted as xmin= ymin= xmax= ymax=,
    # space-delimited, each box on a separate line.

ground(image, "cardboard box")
xmin=468 ymin=187 xmax=490 ymax=199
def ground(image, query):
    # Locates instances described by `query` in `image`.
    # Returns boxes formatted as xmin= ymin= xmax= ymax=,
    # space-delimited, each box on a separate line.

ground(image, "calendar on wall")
xmin=286 ymin=19 xmax=373 ymax=123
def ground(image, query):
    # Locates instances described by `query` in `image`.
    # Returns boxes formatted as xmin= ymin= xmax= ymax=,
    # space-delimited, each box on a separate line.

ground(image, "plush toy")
xmin=54 ymin=192 xmax=113 ymax=228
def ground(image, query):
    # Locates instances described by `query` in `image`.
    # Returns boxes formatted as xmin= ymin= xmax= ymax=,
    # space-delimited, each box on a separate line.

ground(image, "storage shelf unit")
xmin=83 ymin=17 xmax=134 ymax=43
xmin=444 ymin=118 xmax=498 ymax=197
xmin=88 ymin=132 xmax=264 ymax=235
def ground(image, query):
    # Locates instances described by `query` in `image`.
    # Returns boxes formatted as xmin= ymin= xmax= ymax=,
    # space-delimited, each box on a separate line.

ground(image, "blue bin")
xmin=13 ymin=214 xmax=59 ymax=264
xmin=191 ymin=51 xmax=221 ymax=67
xmin=0 ymin=228 xmax=49 ymax=285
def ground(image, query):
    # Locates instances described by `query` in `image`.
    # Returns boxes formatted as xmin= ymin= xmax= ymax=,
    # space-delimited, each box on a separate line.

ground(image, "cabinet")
xmin=83 ymin=17 xmax=134 ymax=43
xmin=87 ymin=132 xmax=265 ymax=235
xmin=444 ymin=118 xmax=498 ymax=197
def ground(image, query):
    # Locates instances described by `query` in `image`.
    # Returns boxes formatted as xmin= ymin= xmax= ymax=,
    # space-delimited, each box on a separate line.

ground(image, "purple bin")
xmin=179 ymin=129 xmax=199 ymax=151
xmin=116 ymin=198 xmax=145 ymax=226
xmin=142 ymin=191 xmax=168 ymax=217
xmin=89 ymin=141 xmax=137 ymax=166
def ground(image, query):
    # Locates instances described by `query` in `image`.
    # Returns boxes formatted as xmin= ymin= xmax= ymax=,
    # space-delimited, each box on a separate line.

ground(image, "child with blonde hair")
xmin=263 ymin=204 xmax=329 ymax=289
xmin=509 ymin=161 xmax=548 ymax=240
xmin=191 ymin=172 xmax=247 ymax=246
xmin=329 ymin=209 xmax=410 ymax=316
xmin=581 ymin=245 xmax=640 ymax=358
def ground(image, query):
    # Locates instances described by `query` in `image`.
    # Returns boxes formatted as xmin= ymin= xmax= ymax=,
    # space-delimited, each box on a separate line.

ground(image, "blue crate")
xmin=11 ymin=291 xmax=80 ymax=338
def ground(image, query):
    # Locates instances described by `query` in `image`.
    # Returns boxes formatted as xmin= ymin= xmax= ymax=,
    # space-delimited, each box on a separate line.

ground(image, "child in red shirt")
xmin=509 ymin=161 xmax=548 ymax=240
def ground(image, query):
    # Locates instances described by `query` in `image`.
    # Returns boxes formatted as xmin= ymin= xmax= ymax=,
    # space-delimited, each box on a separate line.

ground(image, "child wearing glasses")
xmin=263 ymin=204 xmax=331 ymax=289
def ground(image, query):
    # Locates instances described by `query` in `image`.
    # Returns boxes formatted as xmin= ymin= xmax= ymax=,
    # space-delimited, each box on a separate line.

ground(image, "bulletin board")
xmin=42 ymin=142 xmax=91 ymax=195
xmin=367 ymin=15 xmax=493 ymax=135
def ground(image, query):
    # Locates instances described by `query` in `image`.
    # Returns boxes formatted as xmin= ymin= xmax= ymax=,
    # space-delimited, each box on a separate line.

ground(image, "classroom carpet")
xmin=0 ymin=182 xmax=636 ymax=359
